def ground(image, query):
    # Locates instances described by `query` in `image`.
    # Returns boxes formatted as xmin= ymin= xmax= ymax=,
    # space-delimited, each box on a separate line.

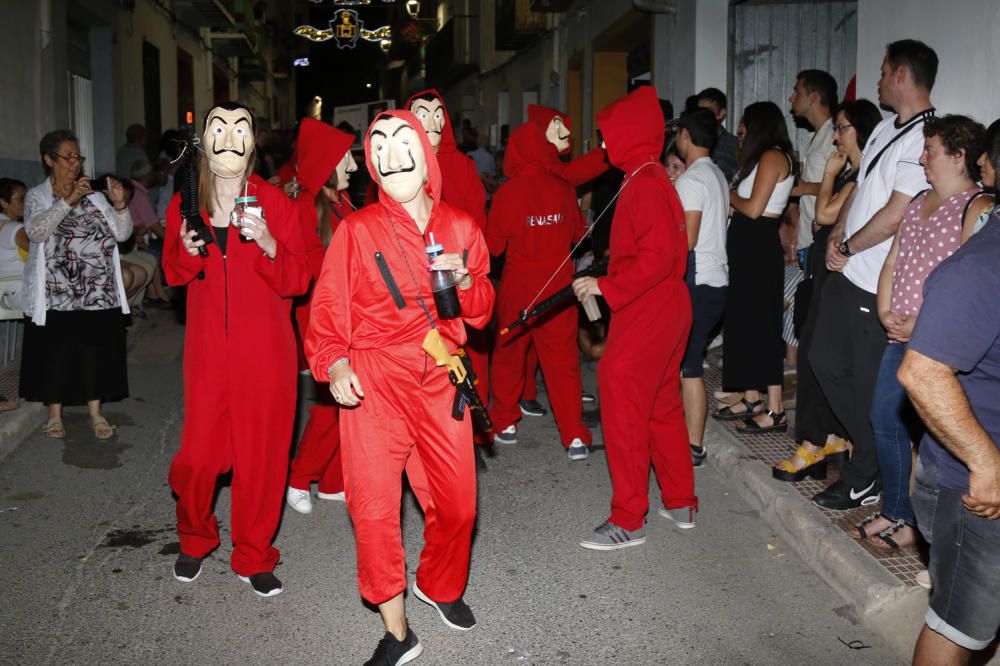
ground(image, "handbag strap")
xmin=864 ymin=109 xmax=935 ymax=178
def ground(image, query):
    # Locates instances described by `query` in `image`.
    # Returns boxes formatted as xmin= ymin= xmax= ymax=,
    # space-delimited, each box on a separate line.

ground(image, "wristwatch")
xmin=838 ymin=239 xmax=854 ymax=257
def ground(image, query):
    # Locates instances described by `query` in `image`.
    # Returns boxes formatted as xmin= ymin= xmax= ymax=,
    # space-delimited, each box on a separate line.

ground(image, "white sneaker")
xmin=494 ymin=425 xmax=517 ymax=445
xmin=286 ymin=486 xmax=312 ymax=514
xmin=317 ymin=490 xmax=345 ymax=502
xmin=567 ymin=438 xmax=589 ymax=461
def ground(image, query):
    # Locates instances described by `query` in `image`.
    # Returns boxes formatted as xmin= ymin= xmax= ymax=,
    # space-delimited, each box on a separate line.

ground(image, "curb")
xmin=704 ymin=419 xmax=927 ymax=661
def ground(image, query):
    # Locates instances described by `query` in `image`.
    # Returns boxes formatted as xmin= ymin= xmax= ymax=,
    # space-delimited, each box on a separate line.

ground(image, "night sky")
xmin=293 ymin=2 xmax=404 ymax=119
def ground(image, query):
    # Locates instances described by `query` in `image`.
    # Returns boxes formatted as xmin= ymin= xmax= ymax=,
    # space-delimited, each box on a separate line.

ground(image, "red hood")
xmin=527 ymin=104 xmax=572 ymax=155
xmin=364 ymin=109 xmax=442 ymax=221
xmin=596 ymin=86 xmax=664 ymax=172
xmin=406 ymin=88 xmax=458 ymax=156
xmin=295 ymin=118 xmax=353 ymax=195
xmin=503 ymin=122 xmax=557 ymax=178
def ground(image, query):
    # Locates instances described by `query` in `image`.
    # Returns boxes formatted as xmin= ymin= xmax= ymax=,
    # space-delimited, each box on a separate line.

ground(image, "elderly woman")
xmin=20 ymin=130 xmax=132 ymax=439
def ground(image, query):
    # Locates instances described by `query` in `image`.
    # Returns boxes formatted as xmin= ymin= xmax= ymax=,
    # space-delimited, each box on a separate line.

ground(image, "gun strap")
xmin=374 ymin=252 xmax=406 ymax=310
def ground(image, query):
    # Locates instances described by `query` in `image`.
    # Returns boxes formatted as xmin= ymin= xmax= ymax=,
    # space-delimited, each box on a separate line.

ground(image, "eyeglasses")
xmin=833 ymin=124 xmax=853 ymax=134
xmin=53 ymin=153 xmax=86 ymax=164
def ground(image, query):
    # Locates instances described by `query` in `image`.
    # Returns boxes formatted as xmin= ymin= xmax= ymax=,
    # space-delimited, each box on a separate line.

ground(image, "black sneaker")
xmin=690 ymin=444 xmax=706 ymax=468
xmin=412 ymin=583 xmax=477 ymax=630
xmin=812 ymin=479 xmax=880 ymax=511
xmin=364 ymin=627 xmax=423 ymax=666
xmin=173 ymin=553 xmax=203 ymax=583
xmin=519 ymin=399 xmax=548 ymax=417
xmin=581 ymin=391 xmax=597 ymax=403
xmin=238 ymin=571 xmax=284 ymax=597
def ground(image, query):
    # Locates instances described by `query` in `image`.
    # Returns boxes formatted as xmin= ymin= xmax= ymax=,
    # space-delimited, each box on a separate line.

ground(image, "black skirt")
xmin=20 ymin=308 xmax=129 ymax=406
xmin=722 ymin=211 xmax=785 ymax=389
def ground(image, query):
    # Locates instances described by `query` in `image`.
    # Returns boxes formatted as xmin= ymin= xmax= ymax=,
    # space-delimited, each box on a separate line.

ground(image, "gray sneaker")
xmin=579 ymin=520 xmax=646 ymax=550
xmin=658 ymin=505 xmax=696 ymax=529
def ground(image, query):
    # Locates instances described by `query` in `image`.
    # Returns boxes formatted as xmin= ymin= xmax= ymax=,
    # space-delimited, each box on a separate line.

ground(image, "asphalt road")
xmin=0 ymin=312 xmax=901 ymax=665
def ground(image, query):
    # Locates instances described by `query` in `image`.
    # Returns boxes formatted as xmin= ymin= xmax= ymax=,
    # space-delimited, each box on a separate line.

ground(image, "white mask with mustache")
xmin=545 ymin=116 xmax=571 ymax=153
xmin=204 ymin=107 xmax=254 ymax=178
xmin=410 ymin=99 xmax=445 ymax=151
xmin=369 ymin=116 xmax=428 ymax=204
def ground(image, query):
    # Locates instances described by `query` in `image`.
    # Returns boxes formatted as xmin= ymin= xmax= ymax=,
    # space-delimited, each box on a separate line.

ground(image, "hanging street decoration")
xmin=294 ymin=7 xmax=393 ymax=48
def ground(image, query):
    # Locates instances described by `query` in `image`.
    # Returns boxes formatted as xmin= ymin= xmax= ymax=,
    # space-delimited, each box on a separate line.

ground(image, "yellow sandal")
xmin=772 ymin=444 xmax=827 ymax=482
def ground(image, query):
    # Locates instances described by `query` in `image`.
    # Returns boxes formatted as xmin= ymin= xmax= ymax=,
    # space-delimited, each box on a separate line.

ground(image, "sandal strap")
xmin=775 ymin=444 xmax=824 ymax=472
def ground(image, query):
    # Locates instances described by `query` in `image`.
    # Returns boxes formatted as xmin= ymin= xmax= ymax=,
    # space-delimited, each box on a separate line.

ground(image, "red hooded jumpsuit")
xmin=487 ymin=122 xmax=592 ymax=448
xmin=305 ymin=110 xmax=494 ymax=605
xmin=594 ymin=87 xmax=696 ymax=531
xmin=164 ymin=175 xmax=311 ymax=576
xmin=288 ymin=118 xmax=355 ymax=496
xmin=520 ymin=105 xmax=609 ymax=402
xmin=406 ymin=90 xmax=492 ymax=443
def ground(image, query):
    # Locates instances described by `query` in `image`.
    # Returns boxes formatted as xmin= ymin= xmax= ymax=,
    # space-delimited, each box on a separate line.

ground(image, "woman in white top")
xmin=713 ymin=101 xmax=796 ymax=434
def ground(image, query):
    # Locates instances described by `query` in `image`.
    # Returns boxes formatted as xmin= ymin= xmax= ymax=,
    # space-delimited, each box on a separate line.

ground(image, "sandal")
xmin=713 ymin=391 xmax=744 ymax=406
xmin=91 ymin=417 xmax=115 ymax=440
xmin=871 ymin=519 xmax=914 ymax=550
xmin=821 ymin=435 xmax=850 ymax=462
xmin=772 ymin=444 xmax=827 ymax=482
xmin=736 ymin=409 xmax=787 ymax=434
xmin=42 ymin=416 xmax=65 ymax=439
xmin=851 ymin=512 xmax=886 ymax=541
xmin=713 ymin=398 xmax=762 ymax=422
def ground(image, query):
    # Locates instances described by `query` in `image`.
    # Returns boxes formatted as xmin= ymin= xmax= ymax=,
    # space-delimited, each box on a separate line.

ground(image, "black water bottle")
xmin=425 ymin=233 xmax=461 ymax=319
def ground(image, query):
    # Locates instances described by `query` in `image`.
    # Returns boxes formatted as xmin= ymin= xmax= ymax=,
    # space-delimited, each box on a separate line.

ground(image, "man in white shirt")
xmin=789 ymin=70 xmax=838 ymax=252
xmin=810 ymin=39 xmax=937 ymax=510
xmin=674 ymin=108 xmax=730 ymax=468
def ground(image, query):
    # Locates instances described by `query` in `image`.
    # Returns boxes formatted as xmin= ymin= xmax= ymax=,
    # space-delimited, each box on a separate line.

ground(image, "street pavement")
xmin=0 ymin=312 xmax=902 ymax=665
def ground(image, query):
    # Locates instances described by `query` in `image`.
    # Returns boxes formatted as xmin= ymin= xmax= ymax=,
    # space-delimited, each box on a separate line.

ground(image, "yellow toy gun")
xmin=422 ymin=329 xmax=494 ymax=433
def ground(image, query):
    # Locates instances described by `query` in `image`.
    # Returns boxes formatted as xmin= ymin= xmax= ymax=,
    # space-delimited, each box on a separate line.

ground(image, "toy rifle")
xmin=422 ymin=330 xmax=494 ymax=433
xmin=499 ymin=257 xmax=609 ymax=336
xmin=177 ymin=111 xmax=213 ymax=260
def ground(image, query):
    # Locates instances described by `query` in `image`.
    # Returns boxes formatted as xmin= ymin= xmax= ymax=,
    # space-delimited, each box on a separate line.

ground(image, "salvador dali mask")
xmin=545 ymin=115 xmax=571 ymax=153
xmin=204 ymin=106 xmax=254 ymax=178
xmin=369 ymin=116 xmax=428 ymax=204
xmin=333 ymin=151 xmax=358 ymax=191
xmin=409 ymin=97 xmax=445 ymax=151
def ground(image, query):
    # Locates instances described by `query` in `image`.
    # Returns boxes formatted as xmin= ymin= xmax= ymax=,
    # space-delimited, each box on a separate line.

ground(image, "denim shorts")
xmin=680 ymin=284 xmax=726 ymax=379
xmin=912 ymin=458 xmax=1000 ymax=650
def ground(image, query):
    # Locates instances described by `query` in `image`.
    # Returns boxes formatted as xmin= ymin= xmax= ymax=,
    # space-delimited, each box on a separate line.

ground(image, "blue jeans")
xmin=870 ymin=342 xmax=917 ymax=525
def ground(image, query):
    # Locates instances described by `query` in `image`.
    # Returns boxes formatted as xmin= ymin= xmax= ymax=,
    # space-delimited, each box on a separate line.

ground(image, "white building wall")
xmin=857 ymin=0 xmax=1000 ymax=124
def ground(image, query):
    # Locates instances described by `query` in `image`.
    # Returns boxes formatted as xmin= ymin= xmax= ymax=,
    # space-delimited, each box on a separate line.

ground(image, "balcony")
xmin=425 ymin=16 xmax=478 ymax=89
xmin=173 ymin=0 xmax=237 ymax=30
xmin=496 ymin=0 xmax=547 ymax=50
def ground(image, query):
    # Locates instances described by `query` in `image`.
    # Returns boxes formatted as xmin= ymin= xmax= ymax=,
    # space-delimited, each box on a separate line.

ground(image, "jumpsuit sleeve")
xmin=458 ymin=220 xmax=495 ymax=329
xmin=485 ymin=183 xmax=511 ymax=257
xmin=297 ymin=195 xmax=326 ymax=279
xmin=162 ymin=194 xmax=209 ymax=286
xmin=253 ymin=194 xmax=311 ymax=297
xmin=305 ymin=221 xmax=355 ymax=382
xmin=559 ymin=147 xmax=609 ymax=186
xmin=598 ymin=186 xmax=682 ymax=312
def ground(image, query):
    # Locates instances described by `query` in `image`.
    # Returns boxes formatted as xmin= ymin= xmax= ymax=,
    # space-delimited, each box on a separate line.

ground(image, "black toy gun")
xmin=450 ymin=348 xmax=494 ymax=433
xmin=499 ymin=257 xmax=609 ymax=336
xmin=177 ymin=111 xmax=212 ymax=259
xmin=422 ymin=330 xmax=494 ymax=433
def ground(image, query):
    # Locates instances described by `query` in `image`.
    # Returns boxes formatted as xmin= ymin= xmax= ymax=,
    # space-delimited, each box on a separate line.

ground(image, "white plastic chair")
xmin=0 ymin=276 xmax=24 ymax=364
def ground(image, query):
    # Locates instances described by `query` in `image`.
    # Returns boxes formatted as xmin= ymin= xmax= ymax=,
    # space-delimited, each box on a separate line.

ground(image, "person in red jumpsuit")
xmin=519 ymin=105 xmax=609 ymax=414
xmin=487 ymin=119 xmax=593 ymax=459
xmin=573 ymin=86 xmax=697 ymax=550
xmin=285 ymin=118 xmax=358 ymax=515
xmin=164 ymin=102 xmax=311 ymax=595
xmin=406 ymin=90 xmax=493 ymax=455
xmin=306 ymin=110 xmax=494 ymax=665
